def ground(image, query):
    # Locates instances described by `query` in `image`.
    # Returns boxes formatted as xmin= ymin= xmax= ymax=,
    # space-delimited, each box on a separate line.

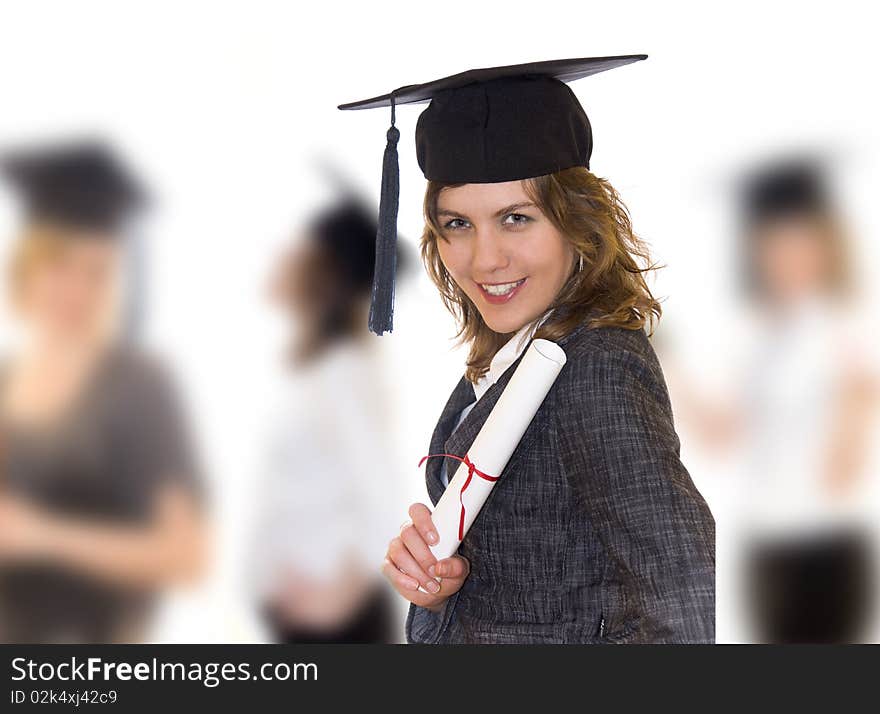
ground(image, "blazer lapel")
xmin=424 ymin=316 xmax=593 ymax=504
xmin=425 ymin=342 xmax=532 ymax=504
xmin=424 ymin=376 xmax=476 ymax=504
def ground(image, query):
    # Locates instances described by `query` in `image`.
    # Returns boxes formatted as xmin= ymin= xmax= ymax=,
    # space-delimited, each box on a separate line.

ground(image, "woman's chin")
xmin=480 ymin=310 xmax=531 ymax=335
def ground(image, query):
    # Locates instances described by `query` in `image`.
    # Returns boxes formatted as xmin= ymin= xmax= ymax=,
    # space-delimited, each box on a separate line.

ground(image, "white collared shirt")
xmin=440 ymin=311 xmax=551 ymax=486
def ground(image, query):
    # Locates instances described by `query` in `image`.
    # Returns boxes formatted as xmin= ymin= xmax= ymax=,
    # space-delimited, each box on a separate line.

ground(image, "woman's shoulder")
xmin=560 ymin=315 xmax=659 ymax=364
xmin=555 ymin=318 xmax=670 ymax=400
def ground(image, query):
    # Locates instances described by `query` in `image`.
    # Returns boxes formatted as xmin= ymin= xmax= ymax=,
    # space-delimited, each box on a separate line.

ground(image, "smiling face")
xmin=434 ymin=180 xmax=575 ymax=334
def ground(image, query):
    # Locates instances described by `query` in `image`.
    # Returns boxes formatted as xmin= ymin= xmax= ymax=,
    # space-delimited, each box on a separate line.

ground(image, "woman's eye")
xmin=502 ymin=213 xmax=532 ymax=227
xmin=443 ymin=218 xmax=470 ymax=231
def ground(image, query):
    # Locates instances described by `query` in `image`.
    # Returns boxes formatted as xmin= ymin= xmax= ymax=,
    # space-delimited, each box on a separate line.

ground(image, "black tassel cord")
xmin=368 ymin=94 xmax=400 ymax=336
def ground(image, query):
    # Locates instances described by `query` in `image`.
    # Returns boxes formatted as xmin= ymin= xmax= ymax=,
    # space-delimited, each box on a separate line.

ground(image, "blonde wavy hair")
xmin=420 ymin=166 xmax=664 ymax=383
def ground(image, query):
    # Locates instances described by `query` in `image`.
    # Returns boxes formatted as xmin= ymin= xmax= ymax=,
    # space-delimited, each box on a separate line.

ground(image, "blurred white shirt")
xmin=249 ymin=337 xmax=404 ymax=598
xmin=738 ymin=294 xmax=880 ymax=538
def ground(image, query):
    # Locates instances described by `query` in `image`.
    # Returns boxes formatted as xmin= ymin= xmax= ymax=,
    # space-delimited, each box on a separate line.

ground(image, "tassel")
xmin=369 ymin=95 xmax=400 ymax=335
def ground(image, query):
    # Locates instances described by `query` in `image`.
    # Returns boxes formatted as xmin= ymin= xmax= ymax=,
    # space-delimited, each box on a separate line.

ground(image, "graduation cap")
xmin=741 ymin=157 xmax=830 ymax=228
xmin=338 ymin=55 xmax=647 ymax=335
xmin=0 ymin=140 xmax=147 ymax=235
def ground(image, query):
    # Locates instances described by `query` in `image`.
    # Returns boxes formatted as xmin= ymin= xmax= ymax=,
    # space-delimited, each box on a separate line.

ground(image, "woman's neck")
xmin=2 ymin=332 xmax=112 ymax=427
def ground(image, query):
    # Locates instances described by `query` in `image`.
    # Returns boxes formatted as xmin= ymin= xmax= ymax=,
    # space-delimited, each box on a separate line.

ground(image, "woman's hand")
xmin=0 ymin=484 xmax=206 ymax=588
xmin=382 ymin=503 xmax=470 ymax=613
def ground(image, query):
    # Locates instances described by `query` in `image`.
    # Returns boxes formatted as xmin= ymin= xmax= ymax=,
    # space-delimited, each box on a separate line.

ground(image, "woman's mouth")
xmin=475 ymin=277 xmax=527 ymax=304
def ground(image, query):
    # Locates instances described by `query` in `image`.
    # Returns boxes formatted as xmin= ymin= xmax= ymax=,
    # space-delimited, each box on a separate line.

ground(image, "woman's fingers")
xmin=381 ymin=505 xmax=472 ymax=607
xmin=387 ymin=536 xmax=440 ymax=594
xmin=382 ymin=547 xmax=472 ymax=609
xmin=381 ymin=559 xmax=446 ymax=607
xmin=381 ymin=557 xmax=419 ymax=592
xmin=434 ymin=555 xmax=469 ymax=580
xmin=399 ymin=521 xmax=438 ymax=582
xmin=408 ymin=502 xmax=439 ymax=546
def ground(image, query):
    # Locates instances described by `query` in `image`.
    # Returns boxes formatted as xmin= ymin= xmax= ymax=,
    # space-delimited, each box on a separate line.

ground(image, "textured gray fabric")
xmin=406 ymin=319 xmax=715 ymax=644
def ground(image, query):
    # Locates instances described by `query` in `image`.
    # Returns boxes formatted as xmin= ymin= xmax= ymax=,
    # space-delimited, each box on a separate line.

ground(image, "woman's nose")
xmin=470 ymin=225 xmax=509 ymax=276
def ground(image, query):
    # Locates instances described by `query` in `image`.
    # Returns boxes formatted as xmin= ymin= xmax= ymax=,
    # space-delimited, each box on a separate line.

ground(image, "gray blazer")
xmin=406 ymin=317 xmax=715 ymax=644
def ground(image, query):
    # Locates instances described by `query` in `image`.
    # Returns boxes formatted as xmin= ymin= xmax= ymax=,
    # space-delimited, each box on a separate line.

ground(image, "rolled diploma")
xmin=419 ymin=339 xmax=566 ymax=591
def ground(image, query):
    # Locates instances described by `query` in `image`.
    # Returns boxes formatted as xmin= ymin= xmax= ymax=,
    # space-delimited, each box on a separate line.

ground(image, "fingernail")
xmin=427 ymin=531 xmax=438 ymax=544
xmin=434 ymin=562 xmax=445 ymax=576
xmin=427 ymin=565 xmax=436 ymax=577
xmin=426 ymin=580 xmax=440 ymax=594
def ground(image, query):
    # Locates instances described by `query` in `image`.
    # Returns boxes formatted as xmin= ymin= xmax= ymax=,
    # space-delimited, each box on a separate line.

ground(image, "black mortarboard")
xmin=338 ymin=55 xmax=647 ymax=335
xmin=0 ymin=140 xmax=147 ymax=234
xmin=741 ymin=158 xmax=830 ymax=228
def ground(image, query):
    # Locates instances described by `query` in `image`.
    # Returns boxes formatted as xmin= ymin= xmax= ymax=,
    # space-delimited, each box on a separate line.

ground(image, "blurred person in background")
xmin=0 ymin=141 xmax=207 ymax=643
xmin=249 ymin=194 xmax=409 ymax=644
xmin=666 ymin=157 xmax=879 ymax=643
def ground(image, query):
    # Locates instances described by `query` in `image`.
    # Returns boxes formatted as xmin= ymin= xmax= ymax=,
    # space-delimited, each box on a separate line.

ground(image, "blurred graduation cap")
xmin=740 ymin=156 xmax=831 ymax=228
xmin=309 ymin=159 xmax=412 ymax=292
xmin=0 ymin=139 xmax=147 ymax=235
xmin=309 ymin=196 xmax=413 ymax=293
xmin=339 ymin=55 xmax=647 ymax=335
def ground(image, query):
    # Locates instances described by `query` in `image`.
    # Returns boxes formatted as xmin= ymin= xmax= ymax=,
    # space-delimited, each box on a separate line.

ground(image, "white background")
xmin=0 ymin=0 xmax=877 ymax=642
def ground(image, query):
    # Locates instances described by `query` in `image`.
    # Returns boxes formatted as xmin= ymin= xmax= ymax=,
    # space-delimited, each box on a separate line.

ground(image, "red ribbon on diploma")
xmin=418 ymin=452 xmax=500 ymax=541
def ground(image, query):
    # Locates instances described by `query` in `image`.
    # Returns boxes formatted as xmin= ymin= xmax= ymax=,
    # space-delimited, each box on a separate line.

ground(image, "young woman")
xmin=340 ymin=56 xmax=716 ymax=643
xmin=0 ymin=142 xmax=207 ymax=643
xmin=667 ymin=158 xmax=878 ymax=643
xmin=250 ymin=197 xmax=409 ymax=644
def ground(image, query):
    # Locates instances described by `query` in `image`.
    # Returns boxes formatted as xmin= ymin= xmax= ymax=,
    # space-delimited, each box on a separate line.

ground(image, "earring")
xmin=578 ymin=254 xmax=584 ymax=272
